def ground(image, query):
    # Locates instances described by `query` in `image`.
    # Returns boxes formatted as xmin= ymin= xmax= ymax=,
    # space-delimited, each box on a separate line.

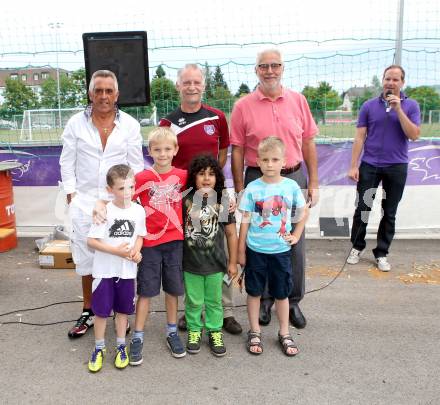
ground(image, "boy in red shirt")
xmin=129 ymin=127 xmax=187 ymax=364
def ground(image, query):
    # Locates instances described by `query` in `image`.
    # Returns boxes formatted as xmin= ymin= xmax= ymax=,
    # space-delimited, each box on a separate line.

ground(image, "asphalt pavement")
xmin=0 ymin=238 xmax=439 ymax=404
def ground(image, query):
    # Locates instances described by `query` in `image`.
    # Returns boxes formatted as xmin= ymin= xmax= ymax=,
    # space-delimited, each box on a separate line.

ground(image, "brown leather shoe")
xmin=177 ymin=314 xmax=187 ymax=331
xmin=223 ymin=316 xmax=242 ymax=335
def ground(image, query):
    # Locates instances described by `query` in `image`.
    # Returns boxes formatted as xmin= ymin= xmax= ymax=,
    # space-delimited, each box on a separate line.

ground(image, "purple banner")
xmin=318 ymin=140 xmax=440 ymax=186
xmin=0 ymin=146 xmax=152 ymax=186
xmin=1 ymin=141 xmax=439 ymax=187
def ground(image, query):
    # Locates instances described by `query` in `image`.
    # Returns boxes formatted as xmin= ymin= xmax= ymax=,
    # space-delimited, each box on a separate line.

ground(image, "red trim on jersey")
xmin=159 ymin=104 xmax=229 ymax=169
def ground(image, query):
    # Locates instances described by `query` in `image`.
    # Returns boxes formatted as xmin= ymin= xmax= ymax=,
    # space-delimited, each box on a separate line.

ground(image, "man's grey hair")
xmin=88 ymin=70 xmax=119 ymax=93
xmin=256 ymin=48 xmax=284 ymax=66
xmin=176 ymin=63 xmax=205 ymax=85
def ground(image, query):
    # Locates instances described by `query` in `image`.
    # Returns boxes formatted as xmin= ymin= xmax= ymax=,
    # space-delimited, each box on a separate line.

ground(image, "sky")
xmin=1 ymin=0 xmax=439 ymax=93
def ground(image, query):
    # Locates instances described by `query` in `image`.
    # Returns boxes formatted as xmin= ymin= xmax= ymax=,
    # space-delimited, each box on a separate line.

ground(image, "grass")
xmin=0 ymin=126 xmax=156 ymax=146
xmin=0 ymin=123 xmax=439 ymax=146
xmin=317 ymin=123 xmax=440 ymax=141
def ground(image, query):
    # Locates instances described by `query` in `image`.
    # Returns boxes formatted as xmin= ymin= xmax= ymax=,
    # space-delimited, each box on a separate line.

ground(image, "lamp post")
xmin=394 ymin=0 xmax=404 ymax=65
xmin=48 ymin=22 xmax=63 ymax=128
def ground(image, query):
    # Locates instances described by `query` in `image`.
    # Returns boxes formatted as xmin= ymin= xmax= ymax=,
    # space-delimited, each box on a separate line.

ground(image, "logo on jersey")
xmin=178 ymin=117 xmax=186 ymax=126
xmin=109 ymin=219 xmax=135 ymax=237
xmin=149 ymin=183 xmax=181 ymax=210
xmin=204 ymin=124 xmax=215 ymax=135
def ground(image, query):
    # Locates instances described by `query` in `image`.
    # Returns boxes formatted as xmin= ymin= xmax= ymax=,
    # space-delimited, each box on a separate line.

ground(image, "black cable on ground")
xmin=0 ymin=300 xmax=82 ymax=317
xmin=0 ymin=320 xmax=77 ymax=326
xmin=0 ymin=261 xmax=349 ymax=326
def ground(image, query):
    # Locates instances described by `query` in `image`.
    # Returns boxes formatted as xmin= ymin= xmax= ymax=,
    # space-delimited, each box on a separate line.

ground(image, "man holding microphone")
xmin=347 ymin=65 xmax=421 ymax=271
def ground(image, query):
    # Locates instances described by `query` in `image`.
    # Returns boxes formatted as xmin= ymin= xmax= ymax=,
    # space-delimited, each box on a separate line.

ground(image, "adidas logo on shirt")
xmin=109 ymin=219 xmax=135 ymax=238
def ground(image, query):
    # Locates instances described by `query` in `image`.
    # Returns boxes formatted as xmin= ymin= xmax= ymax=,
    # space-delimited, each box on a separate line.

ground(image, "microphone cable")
xmin=305 ymin=89 xmax=393 ymax=295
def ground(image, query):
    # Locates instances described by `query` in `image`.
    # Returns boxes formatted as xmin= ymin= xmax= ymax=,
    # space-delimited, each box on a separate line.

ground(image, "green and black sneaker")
xmin=208 ymin=331 xmax=226 ymax=357
xmin=187 ymin=330 xmax=202 ymax=354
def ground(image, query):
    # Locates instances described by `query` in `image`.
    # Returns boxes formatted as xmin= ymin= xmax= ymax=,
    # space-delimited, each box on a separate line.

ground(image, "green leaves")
xmin=2 ymin=77 xmax=38 ymax=116
xmin=302 ymin=82 xmax=342 ymax=123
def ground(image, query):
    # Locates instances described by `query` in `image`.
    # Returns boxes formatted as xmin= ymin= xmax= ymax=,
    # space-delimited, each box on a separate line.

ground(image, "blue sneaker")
xmin=129 ymin=338 xmax=143 ymax=366
xmin=166 ymin=332 xmax=186 ymax=358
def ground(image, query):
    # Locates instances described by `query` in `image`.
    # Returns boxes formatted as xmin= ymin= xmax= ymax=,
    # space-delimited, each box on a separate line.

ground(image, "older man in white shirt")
xmin=60 ymin=70 xmax=144 ymax=338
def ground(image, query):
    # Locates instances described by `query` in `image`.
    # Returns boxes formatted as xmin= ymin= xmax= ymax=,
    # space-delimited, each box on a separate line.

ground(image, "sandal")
xmin=278 ymin=333 xmax=299 ymax=357
xmin=247 ymin=330 xmax=263 ymax=355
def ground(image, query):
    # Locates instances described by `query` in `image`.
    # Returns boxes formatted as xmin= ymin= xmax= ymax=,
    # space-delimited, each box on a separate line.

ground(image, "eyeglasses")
xmin=257 ymin=63 xmax=283 ymax=71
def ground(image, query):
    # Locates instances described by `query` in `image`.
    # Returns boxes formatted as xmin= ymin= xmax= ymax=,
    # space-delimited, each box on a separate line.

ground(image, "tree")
xmin=351 ymin=88 xmax=375 ymax=115
xmin=316 ymin=82 xmax=341 ymax=111
xmin=371 ymin=75 xmax=382 ymax=94
xmin=235 ymin=83 xmax=250 ymax=97
xmin=70 ymin=68 xmax=88 ymax=106
xmin=150 ymin=77 xmax=179 ymax=118
xmin=207 ymin=86 xmax=235 ymax=114
xmin=302 ymin=81 xmax=342 ymax=123
xmin=39 ymin=68 xmax=87 ymax=109
xmin=39 ymin=76 xmax=76 ymax=108
xmin=1 ymin=77 xmax=39 ymax=116
xmin=155 ymin=65 xmax=166 ymax=78
xmin=203 ymin=62 xmax=214 ymax=99
xmin=39 ymin=77 xmax=59 ymax=108
xmin=405 ymin=86 xmax=440 ymax=122
xmin=213 ymin=65 xmax=228 ymax=90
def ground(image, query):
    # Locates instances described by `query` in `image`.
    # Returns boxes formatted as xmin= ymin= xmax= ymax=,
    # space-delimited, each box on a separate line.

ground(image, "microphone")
xmin=384 ymin=90 xmax=392 ymax=113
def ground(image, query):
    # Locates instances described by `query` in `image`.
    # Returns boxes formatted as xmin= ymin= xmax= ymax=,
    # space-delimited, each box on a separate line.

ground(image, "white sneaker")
xmin=346 ymin=248 xmax=363 ymax=265
xmin=376 ymin=257 xmax=391 ymax=272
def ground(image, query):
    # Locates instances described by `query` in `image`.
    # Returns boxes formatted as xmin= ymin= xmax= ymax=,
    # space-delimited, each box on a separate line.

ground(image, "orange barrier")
xmin=0 ymin=163 xmax=22 ymax=252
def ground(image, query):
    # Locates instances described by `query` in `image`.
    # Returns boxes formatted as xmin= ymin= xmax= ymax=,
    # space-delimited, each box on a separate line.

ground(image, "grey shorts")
xmin=137 ymin=240 xmax=184 ymax=298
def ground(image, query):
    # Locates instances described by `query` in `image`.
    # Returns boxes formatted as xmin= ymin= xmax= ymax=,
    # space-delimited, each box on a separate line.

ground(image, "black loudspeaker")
xmin=82 ymin=31 xmax=150 ymax=106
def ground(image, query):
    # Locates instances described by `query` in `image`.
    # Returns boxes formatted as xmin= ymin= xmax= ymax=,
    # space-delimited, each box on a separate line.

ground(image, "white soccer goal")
xmin=20 ymin=108 xmax=83 ymax=141
xmin=139 ymin=106 xmax=158 ymax=127
xmin=428 ymin=110 xmax=440 ymax=124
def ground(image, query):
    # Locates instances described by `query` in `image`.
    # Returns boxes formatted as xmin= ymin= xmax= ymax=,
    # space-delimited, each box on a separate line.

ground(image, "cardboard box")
xmin=39 ymin=240 xmax=75 ymax=269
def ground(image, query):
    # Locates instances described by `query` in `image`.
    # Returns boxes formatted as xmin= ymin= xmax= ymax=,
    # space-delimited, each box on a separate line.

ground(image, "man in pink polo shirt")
xmin=231 ymin=48 xmax=319 ymax=329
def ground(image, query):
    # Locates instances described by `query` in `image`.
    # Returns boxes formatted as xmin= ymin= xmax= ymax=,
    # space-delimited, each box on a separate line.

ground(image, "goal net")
xmin=20 ymin=108 xmax=83 ymax=141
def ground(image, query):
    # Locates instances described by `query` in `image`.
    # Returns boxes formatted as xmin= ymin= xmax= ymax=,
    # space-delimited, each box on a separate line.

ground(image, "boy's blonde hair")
xmin=147 ymin=126 xmax=178 ymax=149
xmin=257 ymin=136 xmax=286 ymax=156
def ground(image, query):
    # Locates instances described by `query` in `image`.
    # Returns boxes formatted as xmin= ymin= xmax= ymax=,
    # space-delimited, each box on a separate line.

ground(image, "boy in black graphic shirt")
xmin=183 ymin=155 xmax=238 ymax=357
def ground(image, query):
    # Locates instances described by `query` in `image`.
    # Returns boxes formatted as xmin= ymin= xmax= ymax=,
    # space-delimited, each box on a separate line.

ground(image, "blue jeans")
xmin=350 ymin=162 xmax=408 ymax=258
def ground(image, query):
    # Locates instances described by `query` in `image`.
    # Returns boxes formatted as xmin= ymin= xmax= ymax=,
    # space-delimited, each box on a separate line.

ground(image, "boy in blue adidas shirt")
xmin=238 ymin=136 xmax=308 ymax=357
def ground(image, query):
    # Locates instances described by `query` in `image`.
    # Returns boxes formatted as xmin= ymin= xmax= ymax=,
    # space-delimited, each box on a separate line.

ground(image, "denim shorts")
xmin=137 ymin=240 xmax=184 ymax=298
xmin=244 ymin=247 xmax=293 ymax=300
